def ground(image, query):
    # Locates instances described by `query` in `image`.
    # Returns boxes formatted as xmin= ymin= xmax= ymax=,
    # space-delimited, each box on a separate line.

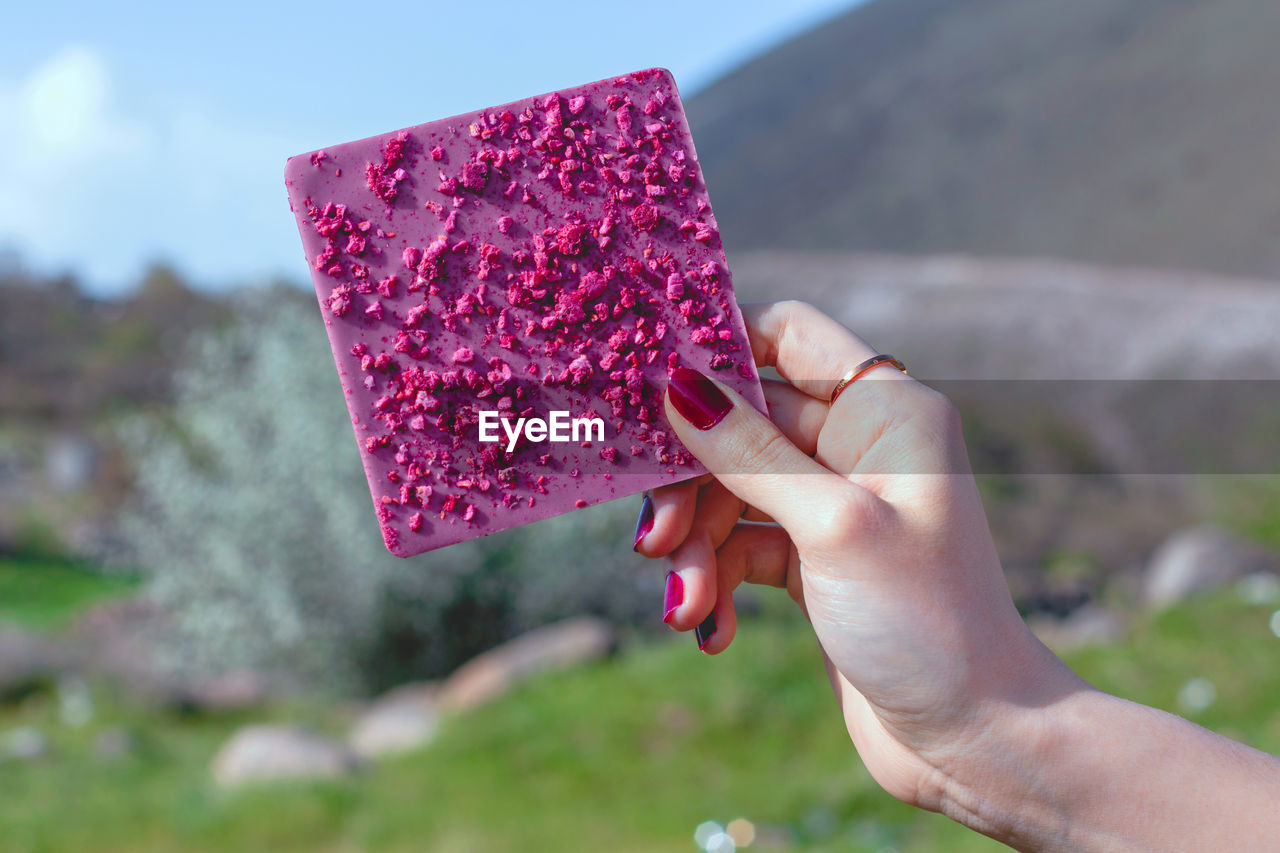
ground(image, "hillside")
xmin=688 ymin=0 xmax=1280 ymax=279
xmin=727 ymin=252 xmax=1280 ymax=380
xmin=729 ymin=251 xmax=1280 ymax=584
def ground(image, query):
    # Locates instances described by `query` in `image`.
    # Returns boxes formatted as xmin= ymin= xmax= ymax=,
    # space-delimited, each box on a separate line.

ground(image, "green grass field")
xmin=0 ymin=556 xmax=139 ymax=630
xmin=2 ymin=579 xmax=1279 ymax=852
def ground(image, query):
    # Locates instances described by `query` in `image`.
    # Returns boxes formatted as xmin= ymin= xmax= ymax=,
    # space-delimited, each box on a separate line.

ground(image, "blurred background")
xmin=2 ymin=0 xmax=1279 ymax=850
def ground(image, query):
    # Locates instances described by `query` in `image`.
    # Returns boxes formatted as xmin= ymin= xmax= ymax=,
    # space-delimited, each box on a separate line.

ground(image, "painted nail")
xmin=695 ymin=610 xmax=717 ymax=651
xmin=667 ymin=367 xmax=733 ymax=430
xmin=662 ymin=571 xmax=684 ymax=624
xmin=633 ymin=494 xmax=655 ymax=551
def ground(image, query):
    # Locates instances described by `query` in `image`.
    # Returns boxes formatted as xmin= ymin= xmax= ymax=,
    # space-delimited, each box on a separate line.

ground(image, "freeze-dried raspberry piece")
xmin=460 ymin=161 xmax=490 ymax=192
xmin=630 ymin=203 xmax=660 ymax=232
xmin=556 ymin=221 xmax=589 ymax=256
xmin=327 ymin=284 xmax=353 ymax=316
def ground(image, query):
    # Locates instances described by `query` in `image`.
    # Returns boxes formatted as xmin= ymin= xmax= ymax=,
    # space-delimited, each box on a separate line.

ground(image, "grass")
xmin=1 ymin=586 xmax=1279 ymax=851
xmin=0 ymin=555 xmax=140 ymax=630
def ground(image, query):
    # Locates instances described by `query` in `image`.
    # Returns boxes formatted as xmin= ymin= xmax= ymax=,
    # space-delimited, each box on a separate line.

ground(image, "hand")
xmin=635 ymin=300 xmax=1075 ymax=809
xmin=636 ymin=301 xmax=1280 ymax=851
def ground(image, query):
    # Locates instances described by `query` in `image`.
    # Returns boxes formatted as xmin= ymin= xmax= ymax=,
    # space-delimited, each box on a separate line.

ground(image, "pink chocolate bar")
xmin=284 ymin=68 xmax=765 ymax=556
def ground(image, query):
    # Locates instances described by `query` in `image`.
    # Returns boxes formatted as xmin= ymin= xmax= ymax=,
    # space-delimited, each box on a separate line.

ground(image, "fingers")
xmin=693 ymin=577 xmax=738 ymax=656
xmin=663 ymin=479 xmax=746 ymax=634
xmin=664 ymin=367 xmax=874 ymax=545
xmin=762 ymin=378 xmax=828 ymax=456
xmin=693 ymin=523 xmax=803 ymax=655
xmin=637 ymin=377 xmax=825 ymax=557
xmin=634 ymin=479 xmax=697 ymax=556
xmin=819 ymin=378 xmax=965 ymax=484
xmin=715 ymin=522 xmax=803 ymax=616
xmin=744 ymin=301 xmax=907 ymax=401
xmin=744 ymin=300 xmax=937 ymax=481
xmin=715 ymin=523 xmax=795 ymax=589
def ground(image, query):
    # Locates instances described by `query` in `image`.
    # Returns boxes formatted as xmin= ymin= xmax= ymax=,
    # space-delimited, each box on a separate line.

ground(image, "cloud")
xmin=0 ymin=47 xmax=155 ymax=290
xmin=1 ymin=47 xmax=150 ymax=171
xmin=0 ymin=46 xmax=303 ymax=295
xmin=20 ymin=47 xmax=107 ymax=148
xmin=21 ymin=48 xmax=129 ymax=155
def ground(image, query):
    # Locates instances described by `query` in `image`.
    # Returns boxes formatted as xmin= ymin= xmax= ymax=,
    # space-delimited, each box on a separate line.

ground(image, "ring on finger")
xmin=829 ymin=354 xmax=908 ymax=404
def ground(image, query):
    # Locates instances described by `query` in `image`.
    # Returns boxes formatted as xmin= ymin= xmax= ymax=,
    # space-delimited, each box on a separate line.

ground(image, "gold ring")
xmin=830 ymin=355 xmax=908 ymax=404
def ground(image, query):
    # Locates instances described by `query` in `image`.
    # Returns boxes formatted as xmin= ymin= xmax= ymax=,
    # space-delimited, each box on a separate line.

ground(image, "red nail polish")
xmin=695 ymin=611 xmax=717 ymax=651
xmin=633 ymin=494 xmax=654 ymax=551
xmin=662 ymin=571 xmax=684 ymax=624
xmin=667 ymin=367 xmax=732 ymax=430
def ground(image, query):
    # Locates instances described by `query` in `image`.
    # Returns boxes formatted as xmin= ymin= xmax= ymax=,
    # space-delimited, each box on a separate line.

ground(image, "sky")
xmin=0 ymin=0 xmax=862 ymax=296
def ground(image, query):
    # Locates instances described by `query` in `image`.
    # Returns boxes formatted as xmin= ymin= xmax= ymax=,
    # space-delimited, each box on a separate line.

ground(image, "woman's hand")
xmin=636 ymin=300 xmax=1073 ymax=808
xmin=635 ymin=300 xmax=1280 ymax=851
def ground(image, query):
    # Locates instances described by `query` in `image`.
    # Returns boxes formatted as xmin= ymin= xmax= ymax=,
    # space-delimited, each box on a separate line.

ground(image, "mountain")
xmin=687 ymin=0 xmax=1280 ymax=279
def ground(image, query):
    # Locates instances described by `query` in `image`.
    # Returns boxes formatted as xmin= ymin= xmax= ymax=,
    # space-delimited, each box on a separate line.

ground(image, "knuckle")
xmin=917 ymin=385 xmax=963 ymax=436
xmin=745 ymin=426 xmax=796 ymax=473
xmin=768 ymin=298 xmax=808 ymax=315
xmin=776 ymin=301 xmax=820 ymax=340
xmin=775 ymin=298 xmax=816 ymax=318
xmin=806 ymin=484 xmax=885 ymax=551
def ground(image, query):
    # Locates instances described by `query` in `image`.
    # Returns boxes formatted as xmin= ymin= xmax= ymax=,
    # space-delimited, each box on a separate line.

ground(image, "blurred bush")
xmin=116 ymin=289 xmax=656 ymax=695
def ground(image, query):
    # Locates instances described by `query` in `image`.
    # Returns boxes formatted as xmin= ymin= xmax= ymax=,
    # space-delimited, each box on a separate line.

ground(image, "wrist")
xmin=920 ymin=635 xmax=1096 ymax=849
xmin=967 ymin=685 xmax=1280 ymax=851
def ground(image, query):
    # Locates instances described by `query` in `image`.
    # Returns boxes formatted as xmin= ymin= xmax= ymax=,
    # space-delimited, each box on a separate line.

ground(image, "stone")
xmin=438 ymin=617 xmax=616 ymax=712
xmin=178 ymin=670 xmax=270 ymax=713
xmin=94 ymin=727 xmax=135 ymax=760
xmin=1143 ymin=525 xmax=1278 ymax=609
xmin=68 ymin=597 xmax=172 ymax=701
xmin=56 ymin=675 xmax=93 ymax=727
xmin=0 ymin=625 xmax=68 ymax=701
xmin=349 ymin=682 xmax=440 ymax=759
xmin=1236 ymin=571 xmax=1280 ymax=606
xmin=71 ymin=599 xmax=272 ymax=712
xmin=211 ymin=724 xmax=357 ymax=788
xmin=0 ymin=726 xmax=48 ymax=763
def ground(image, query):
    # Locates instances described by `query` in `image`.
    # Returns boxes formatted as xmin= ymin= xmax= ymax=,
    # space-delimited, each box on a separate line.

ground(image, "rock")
xmin=1143 ymin=525 xmax=1278 ymax=609
xmin=68 ymin=597 xmax=173 ymax=701
xmin=349 ymin=682 xmax=440 ymax=759
xmin=56 ymin=675 xmax=94 ymax=727
xmin=70 ymin=599 xmax=272 ymax=712
xmin=1027 ymin=604 xmax=1125 ymax=652
xmin=178 ymin=670 xmax=270 ymax=713
xmin=731 ymin=253 xmax=1280 ymax=382
xmin=1237 ymin=571 xmax=1280 ymax=606
xmin=0 ymin=625 xmax=69 ymax=701
xmin=211 ymin=724 xmax=357 ymax=788
xmin=0 ymin=726 xmax=48 ymax=763
xmin=94 ymin=727 xmax=135 ymax=760
xmin=438 ymin=617 xmax=616 ymax=712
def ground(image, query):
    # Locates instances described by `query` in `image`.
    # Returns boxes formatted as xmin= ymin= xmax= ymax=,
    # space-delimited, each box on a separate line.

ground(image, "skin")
xmin=637 ymin=300 xmax=1280 ymax=851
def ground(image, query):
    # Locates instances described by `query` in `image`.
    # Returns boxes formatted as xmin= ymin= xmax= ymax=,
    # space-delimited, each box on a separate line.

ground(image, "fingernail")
xmin=633 ymin=494 xmax=654 ymax=551
xmin=662 ymin=571 xmax=684 ymax=624
xmin=695 ymin=611 xmax=717 ymax=651
xmin=667 ymin=367 xmax=732 ymax=430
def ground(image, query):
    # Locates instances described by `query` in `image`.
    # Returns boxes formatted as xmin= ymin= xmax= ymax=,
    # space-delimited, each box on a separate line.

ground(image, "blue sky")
xmin=0 ymin=0 xmax=861 ymax=295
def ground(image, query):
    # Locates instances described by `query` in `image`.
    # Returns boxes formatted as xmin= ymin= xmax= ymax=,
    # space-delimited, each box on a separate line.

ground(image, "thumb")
xmin=664 ymin=367 xmax=873 ymax=546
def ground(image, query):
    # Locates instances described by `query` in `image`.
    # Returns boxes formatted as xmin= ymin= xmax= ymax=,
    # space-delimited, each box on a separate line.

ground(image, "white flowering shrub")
xmin=118 ymin=289 xmax=656 ymax=693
